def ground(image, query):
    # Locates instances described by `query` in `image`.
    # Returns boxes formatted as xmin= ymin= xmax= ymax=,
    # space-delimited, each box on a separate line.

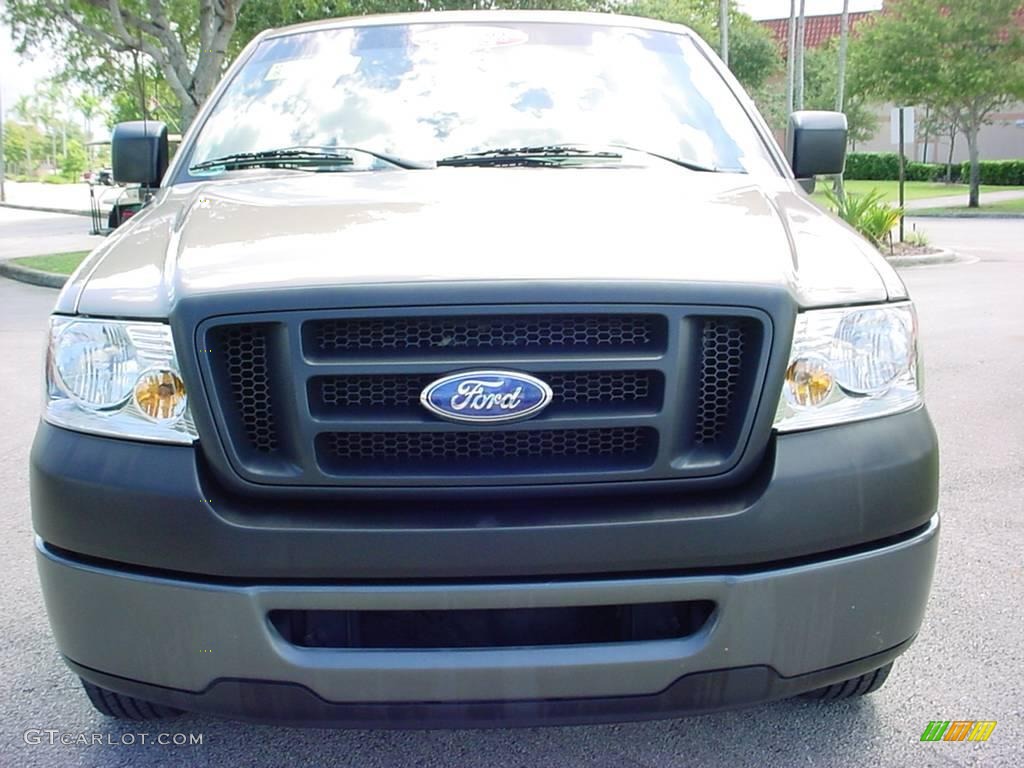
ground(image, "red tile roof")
xmin=760 ymin=7 xmax=1024 ymax=56
xmin=760 ymin=11 xmax=876 ymax=56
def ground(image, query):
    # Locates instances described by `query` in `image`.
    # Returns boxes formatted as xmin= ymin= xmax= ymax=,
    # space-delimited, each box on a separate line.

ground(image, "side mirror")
xmin=111 ymin=121 xmax=168 ymax=186
xmin=786 ymin=111 xmax=848 ymax=179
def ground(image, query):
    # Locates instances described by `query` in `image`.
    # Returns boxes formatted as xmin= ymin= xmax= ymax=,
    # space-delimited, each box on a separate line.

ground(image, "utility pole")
xmin=795 ymin=0 xmax=807 ymax=111
xmin=719 ymin=0 xmax=729 ymax=67
xmin=0 ymin=83 xmax=6 ymax=203
xmin=785 ymin=0 xmax=797 ymax=116
xmin=836 ymin=0 xmax=851 ymax=112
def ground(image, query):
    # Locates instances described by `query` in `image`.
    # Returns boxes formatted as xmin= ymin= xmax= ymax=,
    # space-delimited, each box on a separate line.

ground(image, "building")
xmin=759 ymin=9 xmax=1024 ymax=163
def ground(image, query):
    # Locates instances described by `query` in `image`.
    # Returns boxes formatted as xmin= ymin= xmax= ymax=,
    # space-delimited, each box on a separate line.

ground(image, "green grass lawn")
xmin=907 ymin=197 xmax=1024 ymax=216
xmin=11 ymin=251 xmax=89 ymax=275
xmin=812 ymin=179 xmax=1022 ymax=204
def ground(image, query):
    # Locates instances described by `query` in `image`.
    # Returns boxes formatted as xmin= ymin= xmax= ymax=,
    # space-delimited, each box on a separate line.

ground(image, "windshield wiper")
xmin=604 ymin=144 xmax=737 ymax=173
xmin=189 ymin=146 xmax=429 ymax=172
xmin=437 ymin=145 xmax=623 ymax=168
xmin=437 ymin=143 xmax=738 ymax=172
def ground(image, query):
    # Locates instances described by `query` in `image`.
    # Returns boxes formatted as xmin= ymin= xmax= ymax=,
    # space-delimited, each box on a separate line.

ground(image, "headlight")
xmin=45 ymin=317 xmax=197 ymax=444
xmin=774 ymin=302 xmax=921 ymax=432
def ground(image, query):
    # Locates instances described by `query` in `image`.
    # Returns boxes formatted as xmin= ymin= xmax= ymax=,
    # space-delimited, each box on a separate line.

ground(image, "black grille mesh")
xmin=212 ymin=324 xmax=280 ymax=453
xmin=319 ymin=427 xmax=654 ymax=472
xmin=695 ymin=318 xmax=754 ymax=445
xmin=205 ymin=311 xmax=763 ymax=481
xmin=308 ymin=314 xmax=663 ymax=357
xmin=314 ymin=371 xmax=656 ymax=413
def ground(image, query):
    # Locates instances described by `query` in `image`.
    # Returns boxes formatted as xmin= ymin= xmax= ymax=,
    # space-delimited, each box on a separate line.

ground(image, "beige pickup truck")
xmin=33 ymin=11 xmax=938 ymax=727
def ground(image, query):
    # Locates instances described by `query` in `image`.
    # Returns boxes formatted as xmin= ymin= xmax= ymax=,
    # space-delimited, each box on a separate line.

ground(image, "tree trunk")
xmin=178 ymin=101 xmax=198 ymax=134
xmin=945 ymin=125 xmax=956 ymax=183
xmin=966 ymin=123 xmax=981 ymax=208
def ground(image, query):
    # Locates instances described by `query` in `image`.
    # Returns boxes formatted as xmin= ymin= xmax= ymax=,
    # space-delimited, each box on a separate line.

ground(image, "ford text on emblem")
xmin=420 ymin=370 xmax=553 ymax=424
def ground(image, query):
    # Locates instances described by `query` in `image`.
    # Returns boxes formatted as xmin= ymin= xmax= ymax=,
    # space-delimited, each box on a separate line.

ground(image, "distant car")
xmin=84 ymin=169 xmax=113 ymax=186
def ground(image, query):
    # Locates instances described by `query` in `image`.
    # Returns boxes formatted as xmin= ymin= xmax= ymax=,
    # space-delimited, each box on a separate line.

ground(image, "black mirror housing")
xmin=786 ymin=111 xmax=848 ymax=179
xmin=112 ymin=121 xmax=169 ymax=187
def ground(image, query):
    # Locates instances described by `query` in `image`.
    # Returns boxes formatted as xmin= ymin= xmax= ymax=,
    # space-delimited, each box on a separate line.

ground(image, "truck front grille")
xmin=317 ymin=427 xmax=656 ymax=475
xmin=311 ymin=370 xmax=661 ymax=417
xmin=306 ymin=313 xmax=663 ymax=358
xmin=200 ymin=306 xmax=771 ymax=488
xmin=212 ymin=324 xmax=281 ymax=454
xmin=695 ymin=318 xmax=757 ymax=446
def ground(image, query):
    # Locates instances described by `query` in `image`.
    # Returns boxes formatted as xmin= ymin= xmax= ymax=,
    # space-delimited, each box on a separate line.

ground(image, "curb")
xmin=0 ymin=260 xmax=68 ymax=289
xmin=884 ymin=247 xmax=960 ymax=268
xmin=0 ymin=201 xmax=92 ymax=217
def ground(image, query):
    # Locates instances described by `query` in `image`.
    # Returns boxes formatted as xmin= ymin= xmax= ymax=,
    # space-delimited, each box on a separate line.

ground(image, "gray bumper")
xmin=38 ymin=514 xmax=938 ymax=707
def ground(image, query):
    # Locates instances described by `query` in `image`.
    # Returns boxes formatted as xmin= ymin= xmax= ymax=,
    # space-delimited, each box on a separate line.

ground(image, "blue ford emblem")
xmin=420 ymin=370 xmax=553 ymax=424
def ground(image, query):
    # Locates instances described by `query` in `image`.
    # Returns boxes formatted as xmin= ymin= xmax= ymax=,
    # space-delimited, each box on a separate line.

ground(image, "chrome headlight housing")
xmin=45 ymin=317 xmax=197 ymax=444
xmin=774 ymin=302 xmax=921 ymax=432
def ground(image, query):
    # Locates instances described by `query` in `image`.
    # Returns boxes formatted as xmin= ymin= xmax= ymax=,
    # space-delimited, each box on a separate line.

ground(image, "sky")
xmin=737 ymin=0 xmax=883 ymax=20
xmin=0 ymin=19 xmax=54 ymax=120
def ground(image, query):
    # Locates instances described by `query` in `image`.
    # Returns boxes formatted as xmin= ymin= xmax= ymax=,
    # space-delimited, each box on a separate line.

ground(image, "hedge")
xmin=959 ymin=160 xmax=1024 ymax=186
xmin=844 ymin=152 xmax=901 ymax=180
xmin=844 ymin=152 xmax=1024 ymax=185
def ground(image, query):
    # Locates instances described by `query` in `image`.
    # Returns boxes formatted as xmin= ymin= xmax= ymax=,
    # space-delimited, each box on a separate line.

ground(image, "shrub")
xmin=844 ymin=152 xmax=901 ymax=180
xmin=904 ymin=161 xmax=955 ymax=182
xmin=905 ymin=228 xmax=930 ymax=247
xmin=959 ymin=160 xmax=1024 ymax=186
xmin=824 ymin=188 xmax=903 ymax=247
xmin=846 ymin=153 xmax=967 ymax=182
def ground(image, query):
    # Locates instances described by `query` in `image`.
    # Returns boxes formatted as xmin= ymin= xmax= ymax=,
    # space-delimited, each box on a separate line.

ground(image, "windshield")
xmin=186 ymin=21 xmax=778 ymax=176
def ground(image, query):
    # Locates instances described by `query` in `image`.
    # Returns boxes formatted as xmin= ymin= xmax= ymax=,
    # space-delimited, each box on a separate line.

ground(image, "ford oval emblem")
xmin=420 ymin=370 xmax=553 ymax=424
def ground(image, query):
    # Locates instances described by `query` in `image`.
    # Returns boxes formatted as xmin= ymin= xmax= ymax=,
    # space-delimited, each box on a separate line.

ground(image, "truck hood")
xmin=62 ymin=167 xmax=903 ymax=317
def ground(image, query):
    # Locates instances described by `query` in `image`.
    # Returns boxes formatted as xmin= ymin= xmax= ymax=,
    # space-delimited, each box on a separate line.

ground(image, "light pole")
xmin=719 ymin=0 xmax=729 ymax=67
xmin=0 ymin=81 xmax=6 ymax=203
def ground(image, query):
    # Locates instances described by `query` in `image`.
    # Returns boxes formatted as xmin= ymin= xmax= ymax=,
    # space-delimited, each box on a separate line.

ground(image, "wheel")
xmin=800 ymin=661 xmax=893 ymax=701
xmin=81 ymin=679 xmax=183 ymax=720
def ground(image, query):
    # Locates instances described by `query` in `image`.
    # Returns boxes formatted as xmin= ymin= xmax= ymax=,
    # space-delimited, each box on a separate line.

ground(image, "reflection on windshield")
xmin=189 ymin=22 xmax=777 ymax=175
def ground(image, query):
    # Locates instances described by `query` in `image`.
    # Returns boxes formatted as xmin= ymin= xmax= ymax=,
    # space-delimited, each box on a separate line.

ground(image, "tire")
xmin=81 ymin=679 xmax=183 ymax=721
xmin=800 ymin=661 xmax=893 ymax=701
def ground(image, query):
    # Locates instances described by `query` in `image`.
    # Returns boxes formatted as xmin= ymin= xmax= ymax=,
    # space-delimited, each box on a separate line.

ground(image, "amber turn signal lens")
xmin=785 ymin=357 xmax=834 ymax=408
xmin=133 ymin=369 xmax=187 ymax=422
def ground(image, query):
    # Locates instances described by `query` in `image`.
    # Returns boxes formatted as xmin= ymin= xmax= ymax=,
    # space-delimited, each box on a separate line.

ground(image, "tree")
xmin=2 ymin=122 xmax=49 ymax=177
xmin=854 ymin=0 xmax=1024 ymax=207
xmin=3 ymin=0 xmax=248 ymax=130
xmin=918 ymin=106 xmax=963 ymax=181
xmin=626 ymin=0 xmax=780 ymax=91
xmin=805 ymin=41 xmax=877 ymax=145
xmin=59 ymin=138 xmax=89 ymax=179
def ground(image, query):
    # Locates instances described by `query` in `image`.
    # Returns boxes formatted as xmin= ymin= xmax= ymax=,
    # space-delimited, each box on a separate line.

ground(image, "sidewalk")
xmin=904 ymin=188 xmax=1024 ymax=210
xmin=0 ymin=180 xmax=114 ymax=216
xmin=0 ymin=207 xmax=103 ymax=261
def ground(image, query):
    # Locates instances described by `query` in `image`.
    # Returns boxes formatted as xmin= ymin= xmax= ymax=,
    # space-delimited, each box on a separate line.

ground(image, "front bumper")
xmin=38 ymin=515 xmax=938 ymax=726
xmin=30 ymin=407 xmax=940 ymax=579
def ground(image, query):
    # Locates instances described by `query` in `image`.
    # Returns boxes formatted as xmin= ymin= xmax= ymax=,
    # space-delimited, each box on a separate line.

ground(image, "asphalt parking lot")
xmin=0 ymin=215 xmax=1020 ymax=767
